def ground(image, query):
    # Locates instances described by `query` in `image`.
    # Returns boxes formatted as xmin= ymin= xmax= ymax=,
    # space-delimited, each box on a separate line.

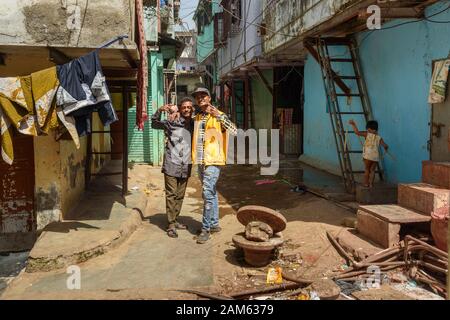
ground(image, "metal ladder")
xmin=315 ymin=37 xmax=383 ymax=193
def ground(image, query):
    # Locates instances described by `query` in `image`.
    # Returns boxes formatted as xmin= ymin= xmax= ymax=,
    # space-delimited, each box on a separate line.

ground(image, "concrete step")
xmin=26 ymin=190 xmax=147 ymax=273
xmin=398 ymin=183 xmax=450 ymax=216
xmin=357 ymin=205 xmax=431 ymax=248
xmin=356 ymin=184 xmax=398 ymax=204
xmin=422 ymin=161 xmax=450 ymax=189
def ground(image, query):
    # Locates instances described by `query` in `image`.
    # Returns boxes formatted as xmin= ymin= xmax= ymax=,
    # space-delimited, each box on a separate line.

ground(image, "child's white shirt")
xmin=363 ymin=132 xmax=381 ymax=162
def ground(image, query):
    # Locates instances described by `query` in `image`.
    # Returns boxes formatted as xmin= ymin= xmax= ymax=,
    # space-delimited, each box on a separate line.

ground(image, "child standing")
xmin=348 ymin=119 xmax=388 ymax=188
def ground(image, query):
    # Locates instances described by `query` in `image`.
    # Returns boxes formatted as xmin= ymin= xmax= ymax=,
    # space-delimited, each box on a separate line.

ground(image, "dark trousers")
xmin=164 ymin=174 xmax=188 ymax=226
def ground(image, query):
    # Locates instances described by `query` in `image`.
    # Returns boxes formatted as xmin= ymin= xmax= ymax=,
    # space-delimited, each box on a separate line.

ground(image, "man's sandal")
xmin=167 ymin=228 xmax=178 ymax=238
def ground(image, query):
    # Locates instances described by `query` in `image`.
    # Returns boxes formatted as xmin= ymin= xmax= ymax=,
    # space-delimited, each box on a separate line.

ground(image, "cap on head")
xmin=192 ymin=86 xmax=211 ymax=98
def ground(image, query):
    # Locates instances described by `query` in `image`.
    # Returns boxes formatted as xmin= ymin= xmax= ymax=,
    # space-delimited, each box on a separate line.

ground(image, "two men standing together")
xmin=151 ymin=87 xmax=237 ymax=244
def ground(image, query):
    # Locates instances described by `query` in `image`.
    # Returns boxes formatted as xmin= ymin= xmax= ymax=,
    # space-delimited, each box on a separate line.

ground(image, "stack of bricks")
xmin=356 ymin=161 xmax=449 ymax=250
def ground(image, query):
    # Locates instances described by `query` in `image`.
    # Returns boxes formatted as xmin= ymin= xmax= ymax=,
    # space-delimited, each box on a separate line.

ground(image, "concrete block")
xmin=398 ymin=183 xmax=450 ymax=216
xmin=422 ymin=161 xmax=450 ymax=189
xmin=357 ymin=210 xmax=400 ymax=248
xmin=356 ymin=184 xmax=397 ymax=204
xmin=358 ymin=205 xmax=431 ymax=223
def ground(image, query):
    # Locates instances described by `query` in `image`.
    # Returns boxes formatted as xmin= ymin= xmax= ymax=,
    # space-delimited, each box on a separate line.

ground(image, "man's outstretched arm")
xmin=151 ymin=106 xmax=169 ymax=130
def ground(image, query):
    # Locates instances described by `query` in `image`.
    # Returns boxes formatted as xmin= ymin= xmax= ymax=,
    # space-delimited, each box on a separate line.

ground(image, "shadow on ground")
xmin=148 ymin=213 xmax=203 ymax=236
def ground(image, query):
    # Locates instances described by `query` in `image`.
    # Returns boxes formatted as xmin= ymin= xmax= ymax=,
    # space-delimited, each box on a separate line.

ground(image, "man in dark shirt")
xmin=151 ymin=97 xmax=194 ymax=238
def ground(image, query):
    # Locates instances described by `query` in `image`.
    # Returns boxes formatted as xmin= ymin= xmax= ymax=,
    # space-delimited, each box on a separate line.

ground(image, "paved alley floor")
xmin=1 ymin=162 xmax=354 ymax=299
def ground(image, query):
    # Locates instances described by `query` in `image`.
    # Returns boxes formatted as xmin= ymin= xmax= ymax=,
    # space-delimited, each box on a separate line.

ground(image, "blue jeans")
xmin=198 ymin=165 xmax=221 ymax=231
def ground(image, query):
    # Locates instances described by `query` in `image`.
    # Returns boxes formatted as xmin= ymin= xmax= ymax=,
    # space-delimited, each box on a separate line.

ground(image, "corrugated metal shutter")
xmin=128 ymin=52 xmax=165 ymax=165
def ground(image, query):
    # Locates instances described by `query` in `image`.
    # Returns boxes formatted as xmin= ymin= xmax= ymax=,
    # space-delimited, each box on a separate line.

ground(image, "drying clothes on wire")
xmin=32 ymin=67 xmax=59 ymax=134
xmin=56 ymin=50 xmax=118 ymax=137
xmin=1 ymin=76 xmax=36 ymax=164
xmin=428 ymin=59 xmax=450 ymax=104
xmin=0 ymin=67 xmax=62 ymax=164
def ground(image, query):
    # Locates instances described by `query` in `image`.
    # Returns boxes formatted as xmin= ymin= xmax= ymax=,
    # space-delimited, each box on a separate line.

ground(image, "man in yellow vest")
xmin=191 ymin=87 xmax=237 ymax=244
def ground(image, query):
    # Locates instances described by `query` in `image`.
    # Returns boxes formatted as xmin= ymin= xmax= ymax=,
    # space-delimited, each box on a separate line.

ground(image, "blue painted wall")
xmin=302 ymin=2 xmax=450 ymax=183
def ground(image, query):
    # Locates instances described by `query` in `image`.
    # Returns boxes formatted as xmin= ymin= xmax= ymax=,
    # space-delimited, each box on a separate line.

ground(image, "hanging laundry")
xmin=0 ymin=107 xmax=13 ymax=165
xmin=31 ymin=67 xmax=59 ymax=134
xmin=428 ymin=59 xmax=450 ymax=104
xmin=56 ymin=50 xmax=118 ymax=136
xmin=0 ymin=76 xmax=36 ymax=164
xmin=0 ymin=67 xmax=79 ymax=165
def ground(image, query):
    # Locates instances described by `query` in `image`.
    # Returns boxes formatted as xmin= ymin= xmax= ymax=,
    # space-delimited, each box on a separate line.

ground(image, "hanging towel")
xmin=0 ymin=67 xmax=80 ymax=164
xmin=56 ymin=50 xmax=118 ymax=136
xmin=31 ymin=67 xmax=59 ymax=134
xmin=0 ymin=76 xmax=34 ymax=164
xmin=0 ymin=106 xmax=13 ymax=165
xmin=428 ymin=59 xmax=450 ymax=104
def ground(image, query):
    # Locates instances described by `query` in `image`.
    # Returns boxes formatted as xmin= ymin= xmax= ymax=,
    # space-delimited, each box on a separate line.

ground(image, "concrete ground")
xmin=1 ymin=161 xmax=355 ymax=299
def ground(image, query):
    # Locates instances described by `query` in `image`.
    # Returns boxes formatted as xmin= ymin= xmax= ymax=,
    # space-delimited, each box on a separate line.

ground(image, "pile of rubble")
xmin=328 ymin=233 xmax=448 ymax=298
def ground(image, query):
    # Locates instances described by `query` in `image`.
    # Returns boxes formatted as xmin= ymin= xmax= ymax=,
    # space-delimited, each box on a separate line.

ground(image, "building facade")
xmin=0 ymin=0 xmax=141 ymax=251
xmin=128 ymin=0 xmax=184 ymax=165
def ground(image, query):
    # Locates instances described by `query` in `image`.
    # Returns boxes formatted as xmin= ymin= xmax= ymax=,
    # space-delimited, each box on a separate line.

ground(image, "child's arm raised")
xmin=380 ymin=138 xmax=389 ymax=151
xmin=348 ymin=119 xmax=367 ymax=137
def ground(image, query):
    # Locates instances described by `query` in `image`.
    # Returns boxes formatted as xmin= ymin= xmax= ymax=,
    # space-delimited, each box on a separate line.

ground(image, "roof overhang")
xmin=0 ymin=42 xmax=140 ymax=80
xmin=219 ymin=56 xmax=304 ymax=81
xmin=263 ymin=0 xmax=439 ymax=59
xmin=158 ymin=34 xmax=186 ymax=58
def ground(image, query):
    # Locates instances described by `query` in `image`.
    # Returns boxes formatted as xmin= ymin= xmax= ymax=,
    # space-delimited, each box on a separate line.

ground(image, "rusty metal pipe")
xmin=326 ymin=231 xmax=357 ymax=267
xmin=405 ymin=235 xmax=448 ymax=259
xmin=423 ymin=254 xmax=448 ymax=267
xmin=416 ymin=261 xmax=448 ymax=274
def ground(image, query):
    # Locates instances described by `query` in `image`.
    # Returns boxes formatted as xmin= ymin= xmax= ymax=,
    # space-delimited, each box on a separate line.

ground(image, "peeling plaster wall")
xmin=34 ymin=127 xmax=110 ymax=230
xmin=60 ymin=138 xmax=87 ymax=217
xmin=262 ymin=0 xmax=359 ymax=54
xmin=34 ymin=135 xmax=62 ymax=230
xmin=0 ymin=0 xmax=135 ymax=47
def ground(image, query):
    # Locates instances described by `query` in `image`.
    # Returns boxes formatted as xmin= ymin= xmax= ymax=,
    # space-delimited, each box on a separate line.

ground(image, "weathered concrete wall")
xmin=34 ymin=123 xmax=111 ymax=229
xmin=60 ymin=138 xmax=87 ymax=217
xmin=0 ymin=0 xmax=134 ymax=47
xmin=301 ymin=2 xmax=450 ymax=183
xmin=262 ymin=0 xmax=359 ymax=54
xmin=34 ymin=135 xmax=63 ymax=230
xmin=177 ymin=74 xmax=202 ymax=100
xmin=218 ymin=0 xmax=263 ymax=76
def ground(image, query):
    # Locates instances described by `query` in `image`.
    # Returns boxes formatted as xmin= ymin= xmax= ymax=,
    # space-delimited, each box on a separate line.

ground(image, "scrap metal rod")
xmin=176 ymin=290 xmax=234 ymax=300
xmin=229 ymin=282 xmax=303 ymax=299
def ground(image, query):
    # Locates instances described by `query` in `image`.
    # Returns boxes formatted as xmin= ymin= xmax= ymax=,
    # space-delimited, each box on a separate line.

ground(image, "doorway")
xmin=0 ymin=133 xmax=36 ymax=251
xmin=273 ymin=66 xmax=304 ymax=156
xmin=430 ymin=62 xmax=450 ymax=161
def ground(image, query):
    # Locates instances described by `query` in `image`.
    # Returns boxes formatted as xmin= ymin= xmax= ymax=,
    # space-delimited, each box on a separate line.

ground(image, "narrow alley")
xmin=1 ymin=162 xmax=356 ymax=299
xmin=1 ymin=0 xmax=449 ymax=305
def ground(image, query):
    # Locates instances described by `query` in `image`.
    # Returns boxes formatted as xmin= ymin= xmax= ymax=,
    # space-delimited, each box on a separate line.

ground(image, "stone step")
xmin=356 ymin=184 xmax=398 ymax=204
xmin=422 ymin=161 xmax=450 ymax=189
xmin=357 ymin=205 xmax=431 ymax=248
xmin=398 ymin=183 xmax=450 ymax=216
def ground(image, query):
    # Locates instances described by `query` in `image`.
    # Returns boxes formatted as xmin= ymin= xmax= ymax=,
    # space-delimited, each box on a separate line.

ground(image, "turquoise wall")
xmin=252 ymin=69 xmax=273 ymax=130
xmin=303 ymin=2 xmax=450 ymax=183
xmin=195 ymin=1 xmax=220 ymax=63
